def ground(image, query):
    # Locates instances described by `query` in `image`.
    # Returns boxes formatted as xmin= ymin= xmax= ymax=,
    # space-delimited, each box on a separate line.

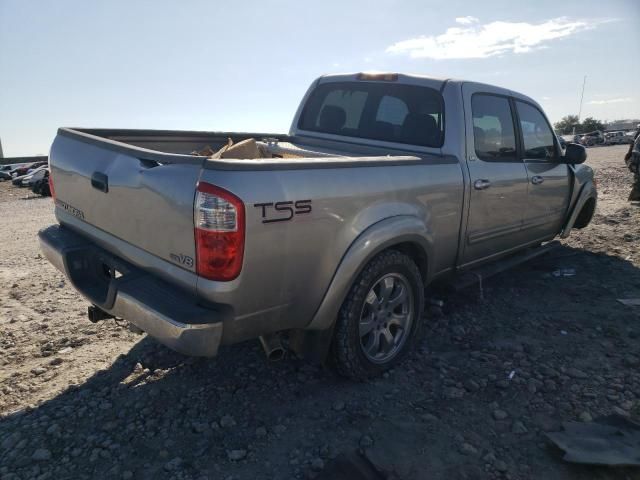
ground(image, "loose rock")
xmin=227 ymin=449 xmax=247 ymax=461
xmin=32 ymin=449 xmax=52 ymax=461
xmin=493 ymin=409 xmax=508 ymax=421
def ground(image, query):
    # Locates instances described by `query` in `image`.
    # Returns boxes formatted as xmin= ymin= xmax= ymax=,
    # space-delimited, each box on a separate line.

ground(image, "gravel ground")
xmin=1 ymin=145 xmax=639 ymax=480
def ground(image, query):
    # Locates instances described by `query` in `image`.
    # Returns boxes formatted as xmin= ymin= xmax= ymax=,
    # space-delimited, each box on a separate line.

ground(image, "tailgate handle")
xmin=91 ymin=172 xmax=109 ymax=193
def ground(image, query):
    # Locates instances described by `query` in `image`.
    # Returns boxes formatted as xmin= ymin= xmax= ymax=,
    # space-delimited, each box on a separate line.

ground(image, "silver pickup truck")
xmin=39 ymin=73 xmax=597 ymax=379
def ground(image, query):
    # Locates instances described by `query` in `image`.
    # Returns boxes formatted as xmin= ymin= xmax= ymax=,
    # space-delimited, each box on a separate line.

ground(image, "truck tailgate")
xmin=49 ymin=131 xmax=203 ymax=275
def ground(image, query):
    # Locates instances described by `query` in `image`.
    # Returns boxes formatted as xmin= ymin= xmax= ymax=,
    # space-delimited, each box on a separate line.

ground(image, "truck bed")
xmin=59 ymin=128 xmax=424 ymax=167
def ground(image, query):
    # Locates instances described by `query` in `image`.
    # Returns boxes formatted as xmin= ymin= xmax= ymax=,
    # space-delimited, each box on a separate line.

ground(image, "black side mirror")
xmin=563 ymin=143 xmax=587 ymax=164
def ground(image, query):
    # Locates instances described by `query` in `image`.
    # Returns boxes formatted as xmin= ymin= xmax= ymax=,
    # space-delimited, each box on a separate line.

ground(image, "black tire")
xmin=331 ymin=249 xmax=425 ymax=380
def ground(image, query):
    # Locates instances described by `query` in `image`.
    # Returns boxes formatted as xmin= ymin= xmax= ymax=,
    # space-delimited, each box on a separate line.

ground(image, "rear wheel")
xmin=331 ymin=250 xmax=424 ymax=380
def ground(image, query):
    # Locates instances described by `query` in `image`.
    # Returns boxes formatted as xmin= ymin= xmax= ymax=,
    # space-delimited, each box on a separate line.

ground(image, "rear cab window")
xmin=471 ymin=94 xmax=518 ymax=161
xmin=298 ymin=82 xmax=444 ymax=148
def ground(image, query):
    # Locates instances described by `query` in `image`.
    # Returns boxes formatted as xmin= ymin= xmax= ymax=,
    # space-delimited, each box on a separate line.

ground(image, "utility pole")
xmin=577 ymin=75 xmax=587 ymax=123
xmin=0 ymin=137 xmax=3 ymax=158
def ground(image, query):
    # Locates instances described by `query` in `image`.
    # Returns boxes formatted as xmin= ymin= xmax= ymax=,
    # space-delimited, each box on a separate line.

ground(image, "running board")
xmin=450 ymin=241 xmax=560 ymax=292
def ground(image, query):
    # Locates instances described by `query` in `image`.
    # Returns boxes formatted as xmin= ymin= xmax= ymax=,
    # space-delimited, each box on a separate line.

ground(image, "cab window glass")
xmin=299 ymin=82 xmax=444 ymax=147
xmin=516 ymin=101 xmax=556 ymax=159
xmin=376 ymin=96 xmax=409 ymax=126
xmin=471 ymin=94 xmax=517 ymax=161
xmin=319 ymin=89 xmax=368 ymax=130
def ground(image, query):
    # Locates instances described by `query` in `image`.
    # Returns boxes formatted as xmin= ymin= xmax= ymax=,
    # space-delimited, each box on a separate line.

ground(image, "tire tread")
xmin=331 ymin=250 xmax=424 ymax=380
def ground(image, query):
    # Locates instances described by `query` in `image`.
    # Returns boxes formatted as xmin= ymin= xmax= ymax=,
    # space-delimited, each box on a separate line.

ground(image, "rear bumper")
xmin=38 ymin=224 xmax=224 ymax=357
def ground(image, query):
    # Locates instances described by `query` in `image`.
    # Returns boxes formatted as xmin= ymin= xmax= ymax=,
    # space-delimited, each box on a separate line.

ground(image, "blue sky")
xmin=1 ymin=0 xmax=639 ymax=156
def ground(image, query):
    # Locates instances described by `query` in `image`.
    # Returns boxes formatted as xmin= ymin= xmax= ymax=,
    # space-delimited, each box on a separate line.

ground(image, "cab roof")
xmin=318 ymin=72 xmax=540 ymax=108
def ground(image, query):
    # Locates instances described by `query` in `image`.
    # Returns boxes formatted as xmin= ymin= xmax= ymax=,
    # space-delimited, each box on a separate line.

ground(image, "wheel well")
xmin=386 ymin=242 xmax=428 ymax=284
xmin=574 ymin=197 xmax=596 ymax=229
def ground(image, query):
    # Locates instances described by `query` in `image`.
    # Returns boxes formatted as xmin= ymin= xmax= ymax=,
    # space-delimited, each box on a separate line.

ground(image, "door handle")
xmin=531 ymin=175 xmax=544 ymax=185
xmin=473 ymin=179 xmax=491 ymax=190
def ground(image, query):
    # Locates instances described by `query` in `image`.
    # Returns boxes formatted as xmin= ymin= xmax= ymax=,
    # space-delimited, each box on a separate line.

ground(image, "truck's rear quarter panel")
xmin=198 ymin=157 xmax=464 ymax=342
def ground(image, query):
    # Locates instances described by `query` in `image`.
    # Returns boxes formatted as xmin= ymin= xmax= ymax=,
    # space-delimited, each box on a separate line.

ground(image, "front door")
xmin=460 ymin=85 xmax=531 ymax=266
xmin=514 ymin=100 xmax=571 ymax=241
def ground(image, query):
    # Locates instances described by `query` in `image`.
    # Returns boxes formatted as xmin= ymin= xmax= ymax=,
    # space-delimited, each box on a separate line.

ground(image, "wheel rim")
xmin=359 ymin=273 xmax=414 ymax=364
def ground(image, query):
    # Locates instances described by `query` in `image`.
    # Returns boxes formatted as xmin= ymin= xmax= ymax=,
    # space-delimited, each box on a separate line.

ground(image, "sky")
xmin=1 ymin=0 xmax=639 ymax=156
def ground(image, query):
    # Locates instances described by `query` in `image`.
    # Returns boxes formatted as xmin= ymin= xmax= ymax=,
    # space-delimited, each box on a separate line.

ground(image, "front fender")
xmin=305 ymin=215 xmax=433 ymax=331
xmin=560 ymin=180 xmax=597 ymax=238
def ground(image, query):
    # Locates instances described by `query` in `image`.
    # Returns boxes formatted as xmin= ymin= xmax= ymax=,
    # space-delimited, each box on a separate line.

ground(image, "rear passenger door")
xmin=461 ymin=84 xmax=531 ymax=266
xmin=514 ymin=101 xmax=571 ymax=241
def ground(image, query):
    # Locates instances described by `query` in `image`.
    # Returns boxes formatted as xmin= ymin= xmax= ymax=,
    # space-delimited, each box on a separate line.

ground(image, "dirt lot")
xmin=1 ymin=145 xmax=639 ymax=480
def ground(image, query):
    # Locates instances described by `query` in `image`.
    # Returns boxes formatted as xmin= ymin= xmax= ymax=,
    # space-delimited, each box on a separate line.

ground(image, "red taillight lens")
xmin=48 ymin=172 xmax=55 ymax=200
xmin=194 ymin=182 xmax=245 ymax=281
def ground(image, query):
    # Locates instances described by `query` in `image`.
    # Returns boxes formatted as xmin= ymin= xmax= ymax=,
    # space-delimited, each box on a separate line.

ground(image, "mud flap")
xmin=289 ymin=326 xmax=336 ymax=364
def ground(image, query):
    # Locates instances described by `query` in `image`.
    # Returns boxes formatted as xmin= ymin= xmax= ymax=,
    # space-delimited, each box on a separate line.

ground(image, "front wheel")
xmin=331 ymin=250 xmax=425 ymax=380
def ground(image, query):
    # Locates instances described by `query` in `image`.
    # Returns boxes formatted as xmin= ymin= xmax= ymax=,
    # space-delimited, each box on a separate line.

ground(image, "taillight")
xmin=48 ymin=172 xmax=55 ymax=200
xmin=194 ymin=182 xmax=245 ymax=281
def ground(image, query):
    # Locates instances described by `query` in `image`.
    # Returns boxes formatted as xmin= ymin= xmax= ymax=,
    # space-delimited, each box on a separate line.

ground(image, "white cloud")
xmin=587 ymin=97 xmax=632 ymax=105
xmin=455 ymin=16 xmax=479 ymax=25
xmin=386 ymin=17 xmax=599 ymax=60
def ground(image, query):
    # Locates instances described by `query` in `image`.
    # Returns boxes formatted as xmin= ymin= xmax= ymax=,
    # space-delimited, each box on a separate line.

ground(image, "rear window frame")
xmin=296 ymin=81 xmax=446 ymax=149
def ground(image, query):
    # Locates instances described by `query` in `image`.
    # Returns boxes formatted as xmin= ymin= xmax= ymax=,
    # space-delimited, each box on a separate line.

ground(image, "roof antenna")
xmin=577 ymin=75 xmax=587 ymax=123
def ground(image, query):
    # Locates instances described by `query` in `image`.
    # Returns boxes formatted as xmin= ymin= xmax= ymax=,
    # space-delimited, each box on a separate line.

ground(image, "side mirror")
xmin=562 ymin=143 xmax=587 ymax=164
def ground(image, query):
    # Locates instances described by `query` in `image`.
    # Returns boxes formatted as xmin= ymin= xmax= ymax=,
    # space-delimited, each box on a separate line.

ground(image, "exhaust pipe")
xmin=259 ymin=333 xmax=285 ymax=361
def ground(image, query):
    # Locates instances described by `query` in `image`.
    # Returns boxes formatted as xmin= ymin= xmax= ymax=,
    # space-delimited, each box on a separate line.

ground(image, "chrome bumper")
xmin=38 ymin=224 xmax=223 ymax=357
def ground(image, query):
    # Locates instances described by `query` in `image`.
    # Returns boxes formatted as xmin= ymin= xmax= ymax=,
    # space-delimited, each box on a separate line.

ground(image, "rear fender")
xmin=305 ymin=215 xmax=433 ymax=332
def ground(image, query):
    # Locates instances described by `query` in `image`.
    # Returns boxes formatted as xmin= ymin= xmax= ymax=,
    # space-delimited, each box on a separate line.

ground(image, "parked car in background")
xmin=620 ymin=132 xmax=633 ymax=144
xmin=580 ymin=131 xmax=604 ymax=146
xmin=1 ymin=164 xmax=22 ymax=173
xmin=580 ymin=136 xmax=595 ymax=147
xmin=604 ymin=131 xmax=633 ymax=145
xmin=10 ymin=161 xmax=47 ymax=178
xmin=13 ymin=165 xmax=45 ymax=186
xmin=9 ymin=164 xmax=34 ymax=178
xmin=31 ymin=169 xmax=51 ymax=196
xmin=0 ymin=163 xmax=27 ymax=180
xmin=20 ymin=166 xmax=48 ymax=187
xmin=12 ymin=174 xmax=30 ymax=186
xmin=604 ymin=132 xmax=616 ymax=144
